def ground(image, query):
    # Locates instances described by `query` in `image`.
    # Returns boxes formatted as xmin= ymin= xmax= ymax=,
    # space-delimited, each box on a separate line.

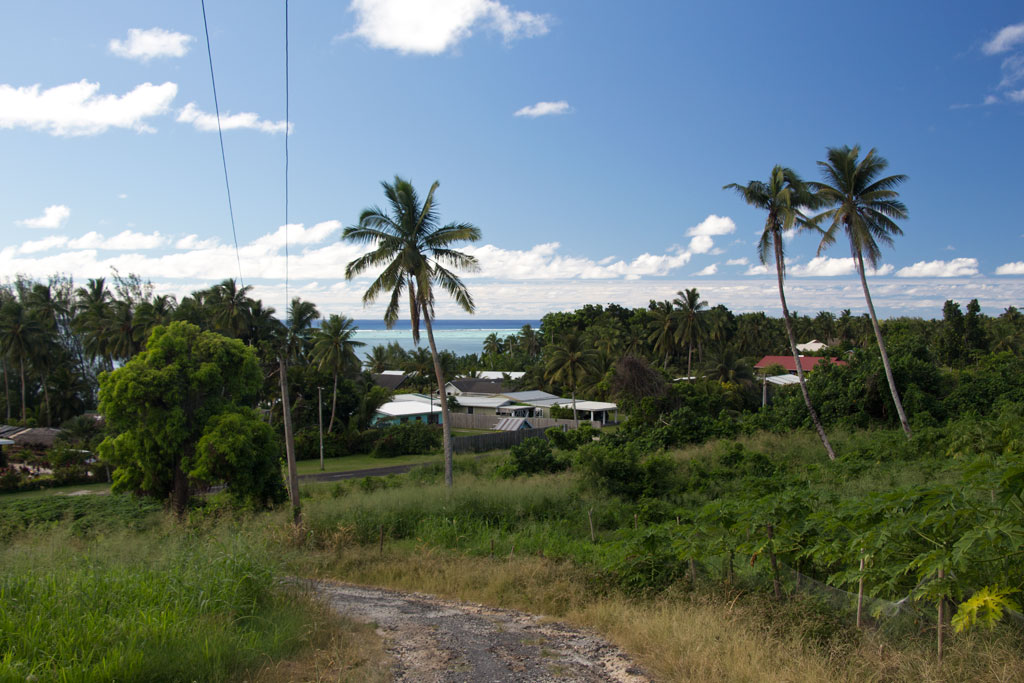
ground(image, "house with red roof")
xmin=754 ymin=355 xmax=847 ymax=374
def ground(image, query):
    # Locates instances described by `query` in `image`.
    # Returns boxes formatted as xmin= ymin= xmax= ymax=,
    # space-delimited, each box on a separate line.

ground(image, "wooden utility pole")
xmin=318 ymin=385 xmax=324 ymax=471
xmin=279 ymin=356 xmax=301 ymax=523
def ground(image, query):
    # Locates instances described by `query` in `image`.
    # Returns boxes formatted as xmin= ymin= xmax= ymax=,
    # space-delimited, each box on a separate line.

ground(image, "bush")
xmin=497 ymin=438 xmax=567 ymax=478
xmin=546 ymin=424 xmax=597 ymax=451
xmin=574 ymin=441 xmax=679 ymax=501
xmin=371 ymin=422 xmax=441 ymax=458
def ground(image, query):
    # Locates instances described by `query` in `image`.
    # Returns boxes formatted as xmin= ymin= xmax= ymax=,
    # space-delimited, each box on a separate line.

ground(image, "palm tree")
xmin=211 ymin=279 xmax=253 ymax=338
xmin=703 ymin=349 xmax=754 ymax=388
xmin=813 ymin=145 xmax=911 ymax=437
xmin=725 ymin=166 xmax=838 ymax=460
xmin=482 ymin=332 xmax=503 ymax=357
xmin=544 ymin=331 xmax=600 ymax=428
xmin=646 ymin=301 xmax=678 ymax=370
xmin=674 ymin=288 xmax=708 ymax=377
xmin=518 ymin=324 xmax=541 ymax=358
xmin=310 ymin=314 xmax=364 ymax=432
xmin=343 ymin=176 xmax=481 ymax=488
xmin=286 ymin=297 xmax=320 ymax=362
xmin=0 ymin=301 xmax=45 ymax=421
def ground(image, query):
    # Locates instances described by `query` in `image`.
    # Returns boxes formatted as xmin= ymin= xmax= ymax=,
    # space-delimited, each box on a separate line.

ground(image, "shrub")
xmin=574 ymin=441 xmax=678 ymax=501
xmin=546 ymin=424 xmax=597 ymax=451
xmin=371 ymin=422 xmax=441 ymax=458
xmin=497 ymin=438 xmax=566 ymax=478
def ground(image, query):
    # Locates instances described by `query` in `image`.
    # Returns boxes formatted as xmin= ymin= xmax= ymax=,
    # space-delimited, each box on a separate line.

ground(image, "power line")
xmin=200 ymin=0 xmax=245 ymax=287
xmin=284 ymin=0 xmax=291 ymax=327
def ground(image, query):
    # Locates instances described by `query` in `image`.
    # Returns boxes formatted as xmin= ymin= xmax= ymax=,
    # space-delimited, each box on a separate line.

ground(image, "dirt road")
xmin=312 ymin=581 xmax=649 ymax=682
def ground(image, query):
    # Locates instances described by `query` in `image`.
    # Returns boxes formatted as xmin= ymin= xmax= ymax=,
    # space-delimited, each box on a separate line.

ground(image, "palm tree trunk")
xmin=328 ymin=372 xmax=338 ymax=433
xmin=855 ymin=250 xmax=912 ymax=437
xmin=421 ymin=308 xmax=454 ymax=488
xmin=19 ymin=356 xmax=26 ymax=422
xmin=775 ymin=239 xmax=836 ymax=460
xmin=2 ymin=358 xmax=9 ymax=421
xmin=571 ymin=383 xmax=579 ymax=429
xmin=687 ymin=341 xmax=693 ymax=378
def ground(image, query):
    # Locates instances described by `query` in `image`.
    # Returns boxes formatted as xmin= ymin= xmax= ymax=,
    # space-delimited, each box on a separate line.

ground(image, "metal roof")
xmin=766 ymin=374 xmax=802 ymax=386
xmin=554 ymin=400 xmax=618 ymax=411
xmin=500 ymin=390 xmax=559 ymax=402
xmin=455 ymin=396 xmax=512 ymax=408
xmin=494 ymin=417 xmax=533 ymax=431
xmin=375 ymin=401 xmax=442 ymax=417
xmin=476 ymin=371 xmax=525 ymax=380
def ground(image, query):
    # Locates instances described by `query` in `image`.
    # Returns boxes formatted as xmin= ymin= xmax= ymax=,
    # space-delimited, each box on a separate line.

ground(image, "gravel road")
xmin=311 ymin=581 xmax=650 ymax=683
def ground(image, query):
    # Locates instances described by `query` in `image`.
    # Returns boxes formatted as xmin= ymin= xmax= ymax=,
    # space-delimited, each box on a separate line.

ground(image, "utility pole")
xmin=279 ymin=356 xmax=301 ymax=523
xmin=318 ymin=385 xmax=324 ymax=471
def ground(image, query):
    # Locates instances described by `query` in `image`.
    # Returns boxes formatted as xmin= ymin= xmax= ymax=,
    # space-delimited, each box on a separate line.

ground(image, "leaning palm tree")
xmin=544 ymin=331 xmax=600 ymax=428
xmin=343 ymin=176 xmax=481 ymax=488
xmin=812 ymin=145 xmax=911 ymax=438
xmin=725 ymin=166 xmax=837 ymax=460
xmin=311 ymin=314 xmax=364 ymax=432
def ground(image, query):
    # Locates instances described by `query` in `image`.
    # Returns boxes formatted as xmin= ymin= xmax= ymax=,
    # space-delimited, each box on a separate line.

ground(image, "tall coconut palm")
xmin=0 ymin=301 xmax=45 ymax=421
xmin=812 ymin=145 xmax=911 ymax=437
xmin=310 ymin=314 xmax=364 ymax=432
xmin=725 ymin=166 xmax=837 ymax=460
xmin=646 ymin=301 xmax=678 ymax=369
xmin=211 ymin=279 xmax=253 ymax=338
xmin=544 ymin=331 xmax=600 ymax=428
xmin=674 ymin=288 xmax=708 ymax=378
xmin=285 ymin=297 xmax=320 ymax=363
xmin=343 ymin=176 xmax=481 ymax=488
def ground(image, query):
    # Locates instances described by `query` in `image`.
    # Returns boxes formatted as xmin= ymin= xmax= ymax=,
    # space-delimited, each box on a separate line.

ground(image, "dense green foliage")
xmin=98 ymin=322 xmax=285 ymax=510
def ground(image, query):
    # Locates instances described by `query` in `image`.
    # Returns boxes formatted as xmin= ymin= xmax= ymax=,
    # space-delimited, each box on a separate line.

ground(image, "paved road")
xmin=297 ymin=460 xmax=439 ymax=483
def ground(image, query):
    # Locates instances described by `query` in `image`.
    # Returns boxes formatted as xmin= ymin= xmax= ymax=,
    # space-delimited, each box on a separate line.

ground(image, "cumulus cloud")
xmin=461 ymin=242 xmax=693 ymax=281
xmin=726 ymin=257 xmax=749 ymax=266
xmin=18 ymin=236 xmax=68 ymax=254
xmin=19 ymin=204 xmax=70 ymax=229
xmin=687 ymin=234 xmax=714 ymax=254
xmin=109 ymin=28 xmax=194 ymax=61
xmin=177 ymin=102 xmax=290 ymax=134
xmin=68 ymin=230 xmax=169 ymax=250
xmin=695 ymin=264 xmax=718 ymax=276
xmin=175 ymin=234 xmax=221 ymax=250
xmin=514 ymin=100 xmax=570 ymax=117
xmin=745 ymin=264 xmax=772 ymax=276
xmin=0 ymin=80 xmax=177 ymax=136
xmin=345 ymin=0 xmax=550 ymax=54
xmin=686 ymin=214 xmax=735 ymax=237
xmin=996 ymin=262 xmax=1024 ymax=275
xmin=983 ymin=22 xmax=1024 ymax=55
xmin=788 ymin=256 xmax=894 ymax=277
xmin=895 ymin=258 xmax=979 ymax=277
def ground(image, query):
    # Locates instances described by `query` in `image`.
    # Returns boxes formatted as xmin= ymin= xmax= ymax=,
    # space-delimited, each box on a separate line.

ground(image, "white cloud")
xmin=118 ymin=194 xmax=128 ymax=200
xmin=18 ymin=204 xmax=70 ymax=229
xmin=895 ymin=258 xmax=979 ymax=278
xmin=109 ymin=28 xmax=194 ymax=61
xmin=18 ymin=236 xmax=68 ymax=254
xmin=788 ymin=256 xmax=894 ymax=277
xmin=983 ymin=22 xmax=1024 ymax=55
xmin=745 ymin=264 xmax=772 ymax=275
xmin=984 ymin=94 xmax=1000 ymax=105
xmin=177 ymin=102 xmax=290 ymax=134
xmin=726 ymin=257 xmax=749 ymax=266
xmin=345 ymin=0 xmax=550 ymax=54
xmin=0 ymin=80 xmax=177 ymax=136
xmin=68 ymin=230 xmax=169 ymax=250
xmin=461 ymin=242 xmax=693 ymax=281
xmin=514 ymin=100 xmax=570 ymax=117
xmin=687 ymin=234 xmax=714 ymax=254
xmin=686 ymin=214 xmax=735 ymax=237
xmin=695 ymin=264 xmax=718 ymax=276
xmin=175 ymin=234 xmax=221 ymax=250
xmin=996 ymin=262 xmax=1024 ymax=275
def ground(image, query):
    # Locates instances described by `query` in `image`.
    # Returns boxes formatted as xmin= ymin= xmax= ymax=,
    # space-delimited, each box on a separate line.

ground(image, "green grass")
xmin=0 ymin=481 xmax=112 ymax=501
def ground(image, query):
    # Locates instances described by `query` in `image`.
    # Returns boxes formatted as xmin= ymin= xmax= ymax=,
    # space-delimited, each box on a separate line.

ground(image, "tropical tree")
xmin=813 ymin=145 xmax=911 ymax=437
xmin=725 ymin=166 xmax=838 ymax=460
xmin=211 ymin=279 xmax=253 ymax=338
xmin=674 ymin=288 xmax=708 ymax=377
xmin=0 ymin=301 xmax=45 ymax=421
xmin=544 ymin=331 xmax=600 ymax=428
xmin=343 ymin=176 xmax=481 ymax=488
xmin=285 ymin=297 xmax=320 ymax=362
xmin=647 ymin=301 xmax=678 ymax=369
xmin=310 ymin=314 xmax=364 ymax=432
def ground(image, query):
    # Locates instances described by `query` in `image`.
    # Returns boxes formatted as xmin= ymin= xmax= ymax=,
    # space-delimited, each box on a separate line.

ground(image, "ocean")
xmin=351 ymin=319 xmax=539 ymax=358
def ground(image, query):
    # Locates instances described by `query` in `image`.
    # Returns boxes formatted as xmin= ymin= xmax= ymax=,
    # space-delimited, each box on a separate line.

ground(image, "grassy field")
xmin=0 ymin=481 xmax=112 ymax=501
xmin=5 ymin=428 xmax=1023 ymax=681
xmin=293 ymin=451 xmax=442 ymax=475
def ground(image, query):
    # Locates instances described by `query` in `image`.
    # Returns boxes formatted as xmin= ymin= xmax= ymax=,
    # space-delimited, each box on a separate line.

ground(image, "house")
xmin=796 ymin=339 xmax=828 ymax=353
xmin=371 ymin=372 xmax=410 ymax=391
xmin=551 ymin=400 xmax=619 ymax=425
xmin=475 ymin=371 xmax=525 ymax=381
xmin=371 ymin=400 xmax=442 ymax=426
xmin=754 ymin=355 xmax=847 ymax=375
xmin=444 ymin=378 xmax=509 ymax=395
xmin=0 ymin=425 xmax=61 ymax=450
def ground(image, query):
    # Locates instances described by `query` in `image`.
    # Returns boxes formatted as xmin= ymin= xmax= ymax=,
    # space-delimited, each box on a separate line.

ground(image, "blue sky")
xmin=2 ymin=0 xmax=1022 ymax=319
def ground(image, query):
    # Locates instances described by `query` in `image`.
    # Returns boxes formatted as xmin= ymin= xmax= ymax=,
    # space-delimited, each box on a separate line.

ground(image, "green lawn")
xmin=0 ymin=481 xmax=112 ymax=502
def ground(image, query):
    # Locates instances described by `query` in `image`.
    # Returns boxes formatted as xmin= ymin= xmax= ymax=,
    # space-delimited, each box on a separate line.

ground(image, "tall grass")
xmin=0 ymin=505 xmax=360 ymax=682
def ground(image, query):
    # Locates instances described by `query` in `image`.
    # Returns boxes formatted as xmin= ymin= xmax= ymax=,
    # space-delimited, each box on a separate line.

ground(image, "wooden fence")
xmin=447 ymin=412 xmax=601 ymax=431
xmin=451 ymin=427 xmax=552 ymax=454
